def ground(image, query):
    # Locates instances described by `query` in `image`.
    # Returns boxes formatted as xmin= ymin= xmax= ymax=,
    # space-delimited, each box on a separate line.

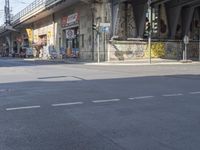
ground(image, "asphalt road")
xmin=0 ymin=58 xmax=200 ymax=150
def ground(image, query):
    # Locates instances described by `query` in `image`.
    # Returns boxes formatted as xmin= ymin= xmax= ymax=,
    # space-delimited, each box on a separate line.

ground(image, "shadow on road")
xmin=0 ymin=74 xmax=200 ymax=150
xmin=0 ymin=74 xmax=200 ymax=103
xmin=0 ymin=58 xmax=67 ymax=67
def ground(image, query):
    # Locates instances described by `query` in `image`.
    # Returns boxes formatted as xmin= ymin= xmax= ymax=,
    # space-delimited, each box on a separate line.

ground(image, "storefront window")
xmin=65 ymin=27 xmax=80 ymax=58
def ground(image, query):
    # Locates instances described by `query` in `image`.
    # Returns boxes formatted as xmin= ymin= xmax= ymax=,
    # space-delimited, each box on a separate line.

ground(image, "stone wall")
xmin=108 ymin=40 xmax=200 ymax=61
xmin=108 ymin=40 xmax=146 ymax=61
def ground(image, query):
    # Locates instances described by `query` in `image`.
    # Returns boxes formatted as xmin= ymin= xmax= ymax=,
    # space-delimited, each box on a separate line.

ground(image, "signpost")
xmin=183 ymin=35 xmax=189 ymax=61
xmin=97 ymin=33 xmax=100 ymax=63
xmin=92 ymin=22 xmax=110 ymax=63
xmin=100 ymin=23 xmax=111 ymax=27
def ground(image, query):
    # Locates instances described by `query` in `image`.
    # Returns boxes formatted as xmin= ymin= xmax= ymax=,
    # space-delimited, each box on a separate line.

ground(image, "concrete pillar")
xmin=132 ymin=2 xmax=146 ymax=38
xmin=182 ymin=7 xmax=195 ymax=37
xmin=6 ymin=35 xmax=11 ymax=54
xmin=112 ymin=1 xmax=121 ymax=36
xmin=166 ymin=5 xmax=182 ymax=39
xmin=198 ymin=7 xmax=200 ymax=20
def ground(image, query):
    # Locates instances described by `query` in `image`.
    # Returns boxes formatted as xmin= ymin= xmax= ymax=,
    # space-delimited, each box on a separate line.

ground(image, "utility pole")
xmin=4 ymin=0 xmax=11 ymax=56
xmin=4 ymin=0 xmax=11 ymax=26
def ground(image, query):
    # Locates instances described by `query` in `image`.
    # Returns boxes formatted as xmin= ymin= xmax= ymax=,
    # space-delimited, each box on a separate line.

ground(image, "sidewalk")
xmin=52 ymin=58 xmax=200 ymax=66
xmin=3 ymin=57 xmax=200 ymax=66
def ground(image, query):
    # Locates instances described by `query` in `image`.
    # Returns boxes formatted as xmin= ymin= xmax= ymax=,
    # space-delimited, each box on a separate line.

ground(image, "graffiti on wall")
xmin=164 ymin=42 xmax=181 ymax=59
xmin=109 ymin=41 xmax=146 ymax=60
xmin=109 ymin=41 xmax=200 ymax=61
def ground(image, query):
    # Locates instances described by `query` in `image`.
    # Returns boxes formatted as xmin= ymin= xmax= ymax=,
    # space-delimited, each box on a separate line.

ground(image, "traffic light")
xmin=152 ymin=16 xmax=158 ymax=34
xmin=152 ymin=7 xmax=159 ymax=34
xmin=145 ymin=17 xmax=151 ymax=36
xmin=146 ymin=22 xmax=151 ymax=32
xmin=92 ymin=24 xmax=100 ymax=34
xmin=92 ymin=24 xmax=97 ymax=31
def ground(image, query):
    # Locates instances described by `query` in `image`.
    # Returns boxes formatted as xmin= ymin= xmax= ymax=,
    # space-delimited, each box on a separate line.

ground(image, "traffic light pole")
xmin=97 ymin=33 xmax=100 ymax=63
xmin=147 ymin=0 xmax=152 ymax=64
xmin=148 ymin=32 xmax=152 ymax=64
xmin=199 ymin=28 xmax=200 ymax=61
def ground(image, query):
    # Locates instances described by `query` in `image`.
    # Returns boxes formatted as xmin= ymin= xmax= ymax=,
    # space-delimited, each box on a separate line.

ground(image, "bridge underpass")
xmin=0 ymin=0 xmax=199 ymax=61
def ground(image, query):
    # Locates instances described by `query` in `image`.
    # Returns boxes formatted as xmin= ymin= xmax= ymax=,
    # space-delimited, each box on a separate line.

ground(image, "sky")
xmin=0 ymin=0 xmax=33 ymax=24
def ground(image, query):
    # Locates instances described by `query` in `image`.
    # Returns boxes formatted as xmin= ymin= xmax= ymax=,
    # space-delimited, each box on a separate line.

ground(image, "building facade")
xmin=108 ymin=0 xmax=200 ymax=61
xmin=0 ymin=0 xmax=199 ymax=61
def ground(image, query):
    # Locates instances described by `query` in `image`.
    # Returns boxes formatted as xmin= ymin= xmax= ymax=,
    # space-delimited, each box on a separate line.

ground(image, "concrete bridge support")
xmin=182 ymin=7 xmax=195 ymax=37
xmin=166 ymin=5 xmax=182 ymax=39
xmin=131 ymin=2 xmax=147 ymax=38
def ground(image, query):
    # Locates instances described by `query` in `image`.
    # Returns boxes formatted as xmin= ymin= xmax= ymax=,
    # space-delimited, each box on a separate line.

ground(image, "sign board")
xmin=61 ymin=12 xmax=79 ymax=27
xmin=147 ymin=0 xmax=152 ymax=7
xmin=100 ymin=23 xmax=111 ymax=27
xmin=184 ymin=35 xmax=189 ymax=44
xmin=67 ymin=13 xmax=79 ymax=24
xmin=100 ymin=26 xmax=110 ymax=33
xmin=66 ymin=29 xmax=75 ymax=39
xmin=26 ymin=28 xmax=33 ymax=42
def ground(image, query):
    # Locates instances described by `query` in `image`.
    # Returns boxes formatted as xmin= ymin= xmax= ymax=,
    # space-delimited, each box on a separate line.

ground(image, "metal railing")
xmin=12 ymin=0 xmax=45 ymax=23
xmin=11 ymin=0 xmax=63 ymax=24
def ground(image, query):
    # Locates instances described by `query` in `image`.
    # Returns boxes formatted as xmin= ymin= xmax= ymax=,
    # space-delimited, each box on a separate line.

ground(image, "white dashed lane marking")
xmin=128 ymin=96 xmax=154 ymax=100
xmin=162 ymin=93 xmax=183 ymax=97
xmin=6 ymin=105 xmax=41 ymax=111
xmin=189 ymin=91 xmax=200 ymax=95
xmin=92 ymin=99 xmax=120 ymax=103
xmin=5 ymin=90 xmax=200 ymax=111
xmin=52 ymin=102 xmax=84 ymax=107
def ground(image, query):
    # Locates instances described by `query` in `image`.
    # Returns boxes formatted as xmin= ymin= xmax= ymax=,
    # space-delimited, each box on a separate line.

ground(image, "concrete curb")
xmin=2 ymin=57 xmax=200 ymax=66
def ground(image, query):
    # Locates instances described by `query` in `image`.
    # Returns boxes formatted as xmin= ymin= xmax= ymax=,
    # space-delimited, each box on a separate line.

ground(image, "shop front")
xmin=61 ymin=12 xmax=80 ymax=58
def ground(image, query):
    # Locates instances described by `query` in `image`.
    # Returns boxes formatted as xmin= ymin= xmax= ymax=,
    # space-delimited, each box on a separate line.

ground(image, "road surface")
xmin=0 ymin=58 xmax=200 ymax=150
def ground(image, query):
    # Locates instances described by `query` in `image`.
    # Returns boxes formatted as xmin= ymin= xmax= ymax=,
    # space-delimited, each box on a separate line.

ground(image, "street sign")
xmin=147 ymin=0 xmax=152 ymax=7
xmin=183 ymin=35 xmax=189 ymax=61
xmin=100 ymin=23 xmax=110 ymax=27
xmin=184 ymin=35 xmax=189 ymax=45
xmin=100 ymin=26 xmax=110 ymax=33
xmin=66 ymin=29 xmax=75 ymax=39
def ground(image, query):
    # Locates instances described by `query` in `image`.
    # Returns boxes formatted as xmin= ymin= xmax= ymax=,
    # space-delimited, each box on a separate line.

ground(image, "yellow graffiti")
xmin=145 ymin=42 xmax=165 ymax=58
xmin=26 ymin=29 xmax=33 ymax=42
xmin=47 ymin=31 xmax=51 ymax=40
